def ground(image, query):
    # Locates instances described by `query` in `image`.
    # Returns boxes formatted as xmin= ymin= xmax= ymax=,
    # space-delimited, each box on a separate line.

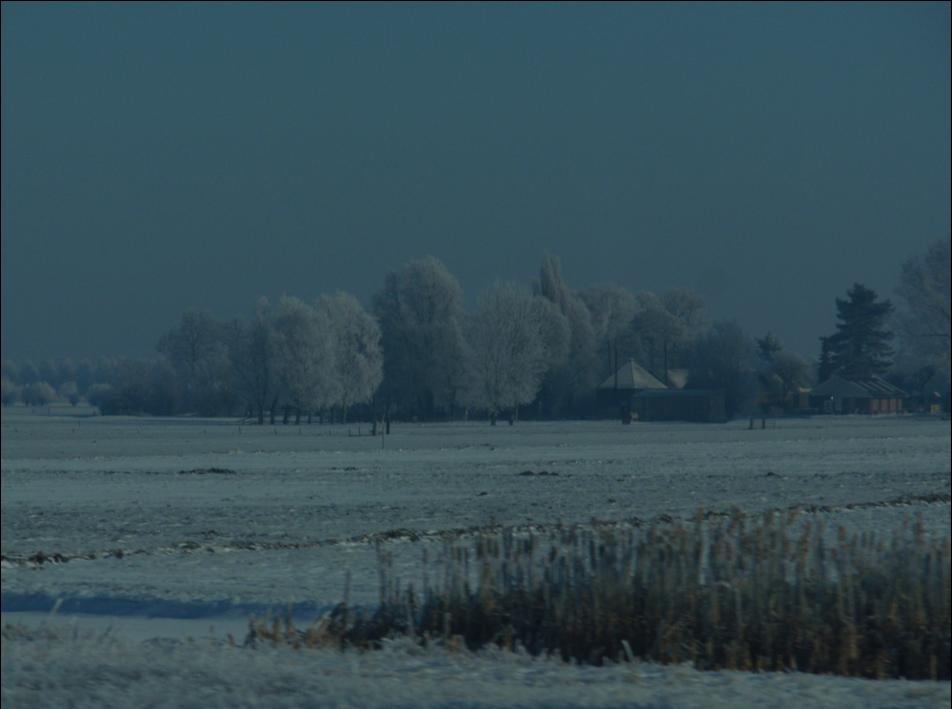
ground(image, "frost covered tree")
xmin=22 ymin=381 xmax=56 ymax=407
xmin=317 ymin=292 xmax=383 ymax=421
xmin=895 ymin=239 xmax=951 ymax=378
xmin=58 ymin=381 xmax=80 ymax=406
xmin=227 ymin=298 xmax=279 ymax=424
xmin=272 ymin=296 xmax=337 ymax=424
xmin=373 ymin=256 xmax=465 ymax=419
xmin=580 ymin=285 xmax=637 ymax=382
xmin=463 ymin=283 xmax=553 ymax=424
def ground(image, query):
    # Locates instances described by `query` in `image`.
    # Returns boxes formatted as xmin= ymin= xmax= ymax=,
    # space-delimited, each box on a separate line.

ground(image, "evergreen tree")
xmin=825 ymin=283 xmax=894 ymax=378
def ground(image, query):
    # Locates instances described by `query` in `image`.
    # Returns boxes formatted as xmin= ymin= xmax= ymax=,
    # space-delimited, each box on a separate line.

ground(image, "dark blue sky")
xmin=2 ymin=2 xmax=949 ymax=360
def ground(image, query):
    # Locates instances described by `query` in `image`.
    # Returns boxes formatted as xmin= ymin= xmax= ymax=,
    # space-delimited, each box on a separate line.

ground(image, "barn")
xmin=809 ymin=374 xmax=906 ymax=414
xmin=596 ymin=359 xmax=726 ymax=423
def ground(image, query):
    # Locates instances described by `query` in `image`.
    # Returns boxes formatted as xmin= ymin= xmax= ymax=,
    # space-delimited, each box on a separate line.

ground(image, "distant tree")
xmin=57 ymin=358 xmax=77 ymax=389
xmin=22 ymin=381 xmax=56 ymax=407
xmin=94 ymin=356 xmax=119 ymax=387
xmin=817 ymin=336 xmax=836 ymax=382
xmin=1 ymin=378 xmax=20 ymax=406
xmin=317 ymin=292 xmax=383 ymax=421
xmin=86 ymin=383 xmax=117 ymax=414
xmin=825 ymin=283 xmax=894 ymax=378
xmin=373 ymin=256 xmax=466 ymax=419
xmin=272 ymin=296 xmax=337 ymax=424
xmin=226 ymin=298 xmax=279 ymax=424
xmin=771 ymin=350 xmax=810 ymax=408
xmin=157 ymin=311 xmax=230 ymax=415
xmin=755 ymin=332 xmax=782 ymax=365
xmin=463 ymin=283 xmax=552 ymax=424
xmin=144 ymin=360 xmax=180 ymax=416
xmin=628 ymin=289 xmax=705 ymax=385
xmin=687 ymin=320 xmax=757 ymax=418
xmin=75 ymin=359 xmax=95 ymax=394
xmin=1 ymin=360 xmax=18 ymax=383
xmin=58 ymin=381 xmax=80 ymax=406
xmin=18 ymin=360 xmax=40 ymax=385
xmin=579 ymin=285 xmax=637 ymax=383
xmin=895 ymin=238 xmax=951 ymax=379
xmin=535 ymin=254 xmax=598 ymax=415
xmin=38 ymin=359 xmax=59 ymax=388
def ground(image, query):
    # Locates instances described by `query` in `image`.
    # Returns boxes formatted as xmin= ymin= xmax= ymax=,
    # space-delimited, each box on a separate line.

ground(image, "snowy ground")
xmin=2 ymin=409 xmax=950 ymax=707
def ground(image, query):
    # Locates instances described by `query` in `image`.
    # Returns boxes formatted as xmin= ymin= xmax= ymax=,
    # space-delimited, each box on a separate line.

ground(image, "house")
xmin=596 ymin=359 xmax=726 ymax=422
xmin=809 ymin=374 xmax=906 ymax=414
xmin=631 ymin=388 xmax=727 ymax=423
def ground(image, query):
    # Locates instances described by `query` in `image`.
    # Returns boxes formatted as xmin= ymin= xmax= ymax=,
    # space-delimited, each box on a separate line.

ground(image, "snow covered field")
xmin=2 ymin=409 xmax=950 ymax=707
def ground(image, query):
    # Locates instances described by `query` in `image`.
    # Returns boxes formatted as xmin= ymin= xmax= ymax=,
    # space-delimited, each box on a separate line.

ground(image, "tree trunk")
xmin=490 ymin=411 xmax=497 ymax=426
xmin=257 ymin=406 xmax=264 ymax=425
xmin=294 ymin=408 xmax=301 ymax=425
xmin=663 ymin=341 xmax=669 ymax=386
xmin=283 ymin=405 xmax=290 ymax=425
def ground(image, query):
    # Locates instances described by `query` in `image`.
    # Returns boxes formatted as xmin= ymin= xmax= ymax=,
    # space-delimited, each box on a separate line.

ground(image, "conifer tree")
xmin=825 ymin=283 xmax=894 ymax=378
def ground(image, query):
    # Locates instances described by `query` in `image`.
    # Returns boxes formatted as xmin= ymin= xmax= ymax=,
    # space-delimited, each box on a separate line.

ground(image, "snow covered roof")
xmin=666 ymin=368 xmax=690 ymax=390
xmin=811 ymin=374 xmax=907 ymax=398
xmin=597 ymin=359 xmax=667 ymax=391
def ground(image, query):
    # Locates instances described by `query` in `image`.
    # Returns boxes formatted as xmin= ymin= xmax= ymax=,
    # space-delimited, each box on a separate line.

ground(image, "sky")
xmin=2 ymin=2 xmax=949 ymax=361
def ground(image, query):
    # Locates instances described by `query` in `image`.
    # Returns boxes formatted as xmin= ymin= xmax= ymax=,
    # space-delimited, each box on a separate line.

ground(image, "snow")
xmin=2 ymin=410 xmax=950 ymax=706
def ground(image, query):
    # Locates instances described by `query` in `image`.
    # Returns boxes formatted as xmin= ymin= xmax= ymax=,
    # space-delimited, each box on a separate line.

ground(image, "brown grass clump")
xmin=250 ymin=510 xmax=951 ymax=679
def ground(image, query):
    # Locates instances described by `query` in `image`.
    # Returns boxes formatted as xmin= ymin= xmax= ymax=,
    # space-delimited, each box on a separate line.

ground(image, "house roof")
xmin=666 ymin=368 xmax=690 ymax=390
xmin=634 ymin=388 xmax=723 ymax=398
xmin=811 ymin=373 xmax=907 ymax=398
xmin=597 ymin=359 xmax=667 ymax=391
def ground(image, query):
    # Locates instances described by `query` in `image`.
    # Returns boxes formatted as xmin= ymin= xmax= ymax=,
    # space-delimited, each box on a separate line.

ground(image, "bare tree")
xmin=580 ymin=285 xmax=637 ymax=383
xmin=463 ymin=283 xmax=551 ymax=424
xmin=895 ymin=239 xmax=951 ymax=378
xmin=227 ymin=298 xmax=278 ymax=424
xmin=317 ymin=292 xmax=383 ymax=421
xmin=628 ymin=289 xmax=705 ymax=384
xmin=157 ymin=311 xmax=229 ymax=415
xmin=687 ymin=320 xmax=757 ymax=418
xmin=536 ymin=254 xmax=598 ymax=415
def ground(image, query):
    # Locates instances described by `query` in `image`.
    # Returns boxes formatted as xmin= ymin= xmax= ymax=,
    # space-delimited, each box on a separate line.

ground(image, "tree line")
xmin=2 ymin=240 xmax=949 ymax=422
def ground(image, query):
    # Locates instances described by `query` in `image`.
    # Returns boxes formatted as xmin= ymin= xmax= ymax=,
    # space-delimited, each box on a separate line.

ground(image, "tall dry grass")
xmin=251 ymin=510 xmax=951 ymax=679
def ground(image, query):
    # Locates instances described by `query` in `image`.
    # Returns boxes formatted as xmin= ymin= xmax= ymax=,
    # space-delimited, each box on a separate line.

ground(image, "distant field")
xmin=2 ymin=410 xmax=950 ymax=706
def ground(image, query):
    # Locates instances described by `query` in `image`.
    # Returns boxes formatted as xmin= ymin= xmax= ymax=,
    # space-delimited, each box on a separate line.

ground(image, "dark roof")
xmin=811 ymin=374 xmax=907 ymax=398
xmin=597 ymin=360 xmax=667 ymax=391
xmin=634 ymin=388 xmax=723 ymax=398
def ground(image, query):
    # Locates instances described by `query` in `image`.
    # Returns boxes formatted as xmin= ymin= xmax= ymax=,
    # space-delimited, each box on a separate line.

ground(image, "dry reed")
xmin=250 ymin=510 xmax=951 ymax=679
